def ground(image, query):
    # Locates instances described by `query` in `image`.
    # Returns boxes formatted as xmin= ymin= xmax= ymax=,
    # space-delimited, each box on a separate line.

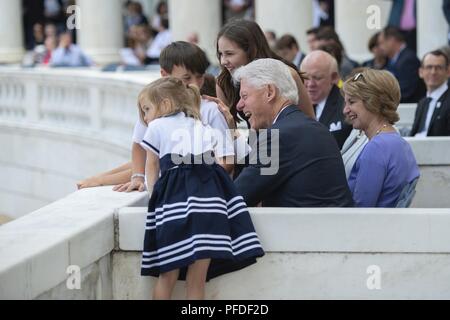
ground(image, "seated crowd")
xmin=75 ymin=15 xmax=450 ymax=209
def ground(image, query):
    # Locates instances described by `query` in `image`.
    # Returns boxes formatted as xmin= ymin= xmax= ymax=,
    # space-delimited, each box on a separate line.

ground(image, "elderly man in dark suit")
xmin=232 ymin=58 xmax=353 ymax=208
xmin=378 ymin=26 xmax=425 ymax=103
xmin=410 ymin=50 xmax=450 ymax=137
xmin=300 ymin=50 xmax=352 ymax=149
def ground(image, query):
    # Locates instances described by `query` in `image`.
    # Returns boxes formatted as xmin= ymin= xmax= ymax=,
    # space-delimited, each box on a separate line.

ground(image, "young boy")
xmin=77 ymin=42 xmax=233 ymax=191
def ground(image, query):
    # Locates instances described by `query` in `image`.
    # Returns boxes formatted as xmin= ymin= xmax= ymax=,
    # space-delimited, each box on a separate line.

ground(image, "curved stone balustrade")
xmin=0 ymin=67 xmax=159 ymax=139
xmin=0 ymin=67 xmax=159 ymax=218
xmin=0 ymin=122 xmax=131 ymax=219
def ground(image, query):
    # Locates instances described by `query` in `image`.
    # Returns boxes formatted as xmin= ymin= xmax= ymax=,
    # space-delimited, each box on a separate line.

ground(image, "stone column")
xmin=0 ymin=0 xmax=24 ymax=63
xmin=335 ymin=0 xmax=392 ymax=63
xmin=417 ymin=0 xmax=448 ymax=59
xmin=255 ymin=0 xmax=313 ymax=54
xmin=168 ymin=0 xmax=221 ymax=65
xmin=76 ymin=0 xmax=124 ymax=65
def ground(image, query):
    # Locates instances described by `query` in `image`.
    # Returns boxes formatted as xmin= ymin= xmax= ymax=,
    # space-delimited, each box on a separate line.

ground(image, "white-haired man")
xmin=233 ymin=58 xmax=353 ymax=207
xmin=300 ymin=50 xmax=352 ymax=149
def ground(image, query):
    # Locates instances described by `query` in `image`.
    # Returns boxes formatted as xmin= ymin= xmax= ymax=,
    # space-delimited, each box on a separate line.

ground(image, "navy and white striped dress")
xmin=139 ymin=112 xmax=264 ymax=280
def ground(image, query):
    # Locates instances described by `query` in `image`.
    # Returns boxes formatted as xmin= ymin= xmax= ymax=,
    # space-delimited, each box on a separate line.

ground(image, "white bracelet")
xmin=131 ymin=173 xmax=145 ymax=180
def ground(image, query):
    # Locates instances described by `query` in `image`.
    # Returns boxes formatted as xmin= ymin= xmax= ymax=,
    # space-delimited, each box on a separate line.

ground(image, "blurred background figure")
xmin=151 ymin=1 xmax=168 ymax=34
xmin=313 ymin=0 xmax=335 ymax=27
xmin=315 ymin=26 xmax=359 ymax=79
xmin=44 ymin=0 xmax=66 ymax=34
xmin=121 ymin=24 xmax=153 ymax=67
xmin=439 ymin=45 xmax=450 ymax=85
xmin=444 ymin=0 xmax=450 ymax=45
xmin=223 ymin=0 xmax=254 ymax=23
xmin=264 ymin=30 xmax=277 ymax=50
xmin=362 ymin=32 xmax=387 ymax=70
xmin=379 ymin=26 xmax=425 ymax=103
xmin=145 ymin=17 xmax=172 ymax=64
xmin=44 ymin=23 xmax=58 ymax=39
xmin=23 ymin=0 xmax=45 ymax=50
xmin=306 ymin=27 xmax=320 ymax=52
xmin=33 ymin=35 xmax=57 ymax=66
xmin=386 ymin=0 xmax=417 ymax=52
xmin=317 ymin=41 xmax=343 ymax=84
xmin=32 ymin=23 xmax=46 ymax=48
xmin=276 ymin=34 xmax=306 ymax=70
xmin=50 ymin=31 xmax=93 ymax=67
xmin=124 ymin=1 xmax=149 ymax=35
xmin=186 ymin=32 xmax=200 ymax=46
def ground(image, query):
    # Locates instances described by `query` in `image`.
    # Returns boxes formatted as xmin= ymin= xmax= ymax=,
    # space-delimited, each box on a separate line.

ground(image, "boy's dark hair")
xmin=160 ymin=41 xmax=210 ymax=75
xmin=382 ymin=26 xmax=405 ymax=43
xmin=200 ymin=73 xmax=217 ymax=97
xmin=276 ymin=34 xmax=299 ymax=51
xmin=421 ymin=49 xmax=450 ymax=67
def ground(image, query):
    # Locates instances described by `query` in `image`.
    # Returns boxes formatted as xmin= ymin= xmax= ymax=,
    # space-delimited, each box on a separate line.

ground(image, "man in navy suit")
xmin=232 ymin=58 xmax=353 ymax=207
xmin=410 ymin=50 xmax=450 ymax=137
xmin=300 ymin=50 xmax=352 ymax=149
xmin=378 ymin=26 xmax=425 ymax=103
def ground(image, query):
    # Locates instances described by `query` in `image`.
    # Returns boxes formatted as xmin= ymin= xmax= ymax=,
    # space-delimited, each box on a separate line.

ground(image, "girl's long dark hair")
xmin=216 ymin=19 xmax=306 ymax=123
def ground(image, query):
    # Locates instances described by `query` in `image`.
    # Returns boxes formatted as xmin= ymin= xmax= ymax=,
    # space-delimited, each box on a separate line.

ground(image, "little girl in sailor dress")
xmin=137 ymin=77 xmax=264 ymax=300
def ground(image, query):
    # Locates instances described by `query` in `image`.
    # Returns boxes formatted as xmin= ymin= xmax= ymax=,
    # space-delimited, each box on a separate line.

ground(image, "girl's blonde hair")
xmin=137 ymin=77 xmax=201 ymax=125
xmin=342 ymin=69 xmax=400 ymax=124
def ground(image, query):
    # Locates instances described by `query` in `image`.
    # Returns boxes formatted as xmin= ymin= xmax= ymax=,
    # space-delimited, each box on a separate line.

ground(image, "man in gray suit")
xmin=233 ymin=58 xmax=353 ymax=207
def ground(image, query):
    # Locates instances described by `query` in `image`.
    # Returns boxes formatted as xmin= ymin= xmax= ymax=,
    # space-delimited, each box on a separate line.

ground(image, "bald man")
xmin=301 ymin=50 xmax=352 ymax=149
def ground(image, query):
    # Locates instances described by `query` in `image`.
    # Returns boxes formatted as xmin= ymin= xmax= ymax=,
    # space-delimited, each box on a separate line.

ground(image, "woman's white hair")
xmin=233 ymin=58 xmax=299 ymax=104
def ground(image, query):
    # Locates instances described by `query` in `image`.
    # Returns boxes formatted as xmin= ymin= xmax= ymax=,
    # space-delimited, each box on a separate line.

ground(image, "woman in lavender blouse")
xmin=341 ymin=69 xmax=420 ymax=207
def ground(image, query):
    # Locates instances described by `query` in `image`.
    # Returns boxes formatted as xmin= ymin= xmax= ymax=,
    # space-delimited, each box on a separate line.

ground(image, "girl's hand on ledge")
xmin=76 ymin=177 xmax=102 ymax=190
xmin=113 ymin=178 xmax=145 ymax=193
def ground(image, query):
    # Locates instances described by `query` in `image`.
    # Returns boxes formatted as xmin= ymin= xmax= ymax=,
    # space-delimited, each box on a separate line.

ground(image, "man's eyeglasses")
xmin=422 ymin=65 xmax=447 ymax=72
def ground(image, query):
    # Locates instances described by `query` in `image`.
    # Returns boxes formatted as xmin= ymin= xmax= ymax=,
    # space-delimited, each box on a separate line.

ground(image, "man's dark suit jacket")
xmin=410 ymin=88 xmax=450 ymax=136
xmin=387 ymin=47 xmax=425 ymax=103
xmin=319 ymin=85 xmax=353 ymax=149
xmin=234 ymin=105 xmax=354 ymax=208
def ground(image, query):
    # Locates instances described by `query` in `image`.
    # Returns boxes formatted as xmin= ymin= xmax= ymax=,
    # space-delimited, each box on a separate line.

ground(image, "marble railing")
xmin=1 ymin=186 xmax=450 ymax=300
xmin=0 ymin=67 xmax=159 ymax=140
xmin=0 ymin=67 xmax=159 ymax=218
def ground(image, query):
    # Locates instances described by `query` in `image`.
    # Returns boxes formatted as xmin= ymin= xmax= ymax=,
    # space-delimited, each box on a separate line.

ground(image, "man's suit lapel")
xmin=412 ymin=98 xmax=428 ymax=134
xmin=319 ymin=85 xmax=339 ymax=125
xmin=428 ymin=89 xmax=449 ymax=134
